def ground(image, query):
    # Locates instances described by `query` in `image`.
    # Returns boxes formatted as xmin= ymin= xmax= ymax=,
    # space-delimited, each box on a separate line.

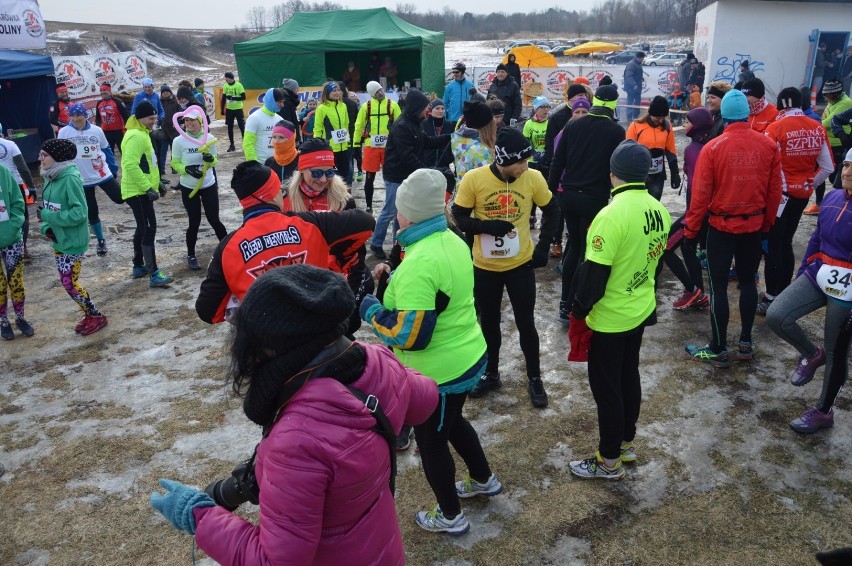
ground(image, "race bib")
xmin=776 ymin=194 xmax=789 ymax=218
xmin=480 ymin=230 xmax=520 ymax=258
xmin=816 ymin=263 xmax=852 ymax=303
xmin=650 ymin=155 xmax=664 ymax=174
xmin=331 ymin=128 xmax=350 ymax=144
xmin=0 ymin=199 xmax=8 ymax=222
xmin=371 ymin=134 xmax=387 ymax=148
xmin=76 ymin=143 xmax=99 ymax=159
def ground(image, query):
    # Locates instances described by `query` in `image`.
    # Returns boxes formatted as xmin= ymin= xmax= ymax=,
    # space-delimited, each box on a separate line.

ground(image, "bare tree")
xmin=246 ymin=6 xmax=268 ymax=33
xmin=395 ymin=3 xmax=417 ymax=16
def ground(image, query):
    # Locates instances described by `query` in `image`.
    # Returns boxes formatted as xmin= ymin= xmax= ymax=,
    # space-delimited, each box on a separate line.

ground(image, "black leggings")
xmin=334 ymin=148 xmax=352 ymax=187
xmin=19 ymin=185 xmax=29 ymax=246
xmin=364 ymin=171 xmax=377 ymax=208
xmin=352 ymin=145 xmax=363 ymax=173
xmin=559 ymin=190 xmax=607 ymax=302
xmin=84 ymin=177 xmax=123 ymax=225
xmin=125 ymin=195 xmax=157 ymax=268
xmin=663 ymin=214 xmax=705 ymax=292
xmin=474 ymin=264 xmax=540 ymax=377
xmin=822 ymin=312 xmax=852 ymax=413
xmin=179 ymin=183 xmax=228 ymax=256
xmin=763 ymin=196 xmax=808 ymax=297
xmin=588 ymin=324 xmax=645 ymax=460
xmin=104 ymin=130 xmax=124 ymax=154
xmin=706 ymin=227 xmax=762 ymax=351
xmin=225 ymin=108 xmax=245 ymax=145
xmin=413 ymin=391 xmax=492 ymax=517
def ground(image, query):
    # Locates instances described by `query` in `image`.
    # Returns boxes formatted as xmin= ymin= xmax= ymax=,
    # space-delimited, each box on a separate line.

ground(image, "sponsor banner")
xmin=53 ymin=52 xmax=147 ymax=100
xmin=446 ymin=65 xmax=678 ymax=102
xmin=214 ymin=86 xmax=329 ymax=119
xmin=0 ymin=0 xmax=45 ymax=49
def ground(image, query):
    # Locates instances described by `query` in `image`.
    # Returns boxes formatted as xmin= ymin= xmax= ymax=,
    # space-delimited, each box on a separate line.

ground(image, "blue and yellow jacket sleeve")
xmin=359 ymin=294 xmax=438 ymax=351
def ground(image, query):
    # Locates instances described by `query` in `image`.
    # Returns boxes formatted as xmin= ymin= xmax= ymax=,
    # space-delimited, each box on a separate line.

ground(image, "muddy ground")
xmin=1 ymin=118 xmax=849 ymax=566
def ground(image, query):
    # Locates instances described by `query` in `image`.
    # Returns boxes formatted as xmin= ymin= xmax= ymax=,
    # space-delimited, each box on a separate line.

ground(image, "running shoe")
xmin=791 ymin=346 xmax=825 ymax=386
xmin=75 ymin=316 xmax=87 ymax=334
xmin=558 ymin=300 xmax=571 ymax=324
xmin=469 ymin=371 xmax=501 ymax=398
xmin=756 ymin=298 xmax=773 ymax=316
xmin=620 ymin=441 xmax=637 ymax=464
xmin=149 ymin=270 xmax=174 ymax=288
xmin=0 ymin=319 xmax=13 ymax=341
xmin=569 ymin=451 xmax=625 ymax=480
xmin=355 ymin=171 xmax=365 ymax=182
xmin=15 ymin=317 xmax=34 ymax=337
xmin=789 ymin=407 xmax=833 ymax=434
xmin=226 ymin=144 xmax=236 ymax=153
xmin=187 ymin=255 xmax=201 ymax=271
xmin=366 ymin=207 xmax=373 ymax=214
xmin=803 ymin=203 xmax=820 ymax=216
xmin=396 ymin=425 xmax=413 ymax=451
xmin=736 ymin=340 xmax=755 ymax=361
xmin=691 ymin=293 xmax=710 ymax=310
xmin=78 ymin=314 xmax=108 ymax=336
xmin=549 ymin=242 xmax=562 ymax=258
xmin=96 ymin=239 xmax=107 ymax=256
xmin=686 ymin=344 xmax=731 ymax=368
xmin=528 ymin=377 xmax=548 ymax=408
xmin=132 ymin=265 xmax=150 ymax=279
xmin=673 ymin=288 xmax=702 ymax=310
xmin=456 ymin=474 xmax=504 ymax=498
xmin=415 ymin=505 xmax=470 ymax=535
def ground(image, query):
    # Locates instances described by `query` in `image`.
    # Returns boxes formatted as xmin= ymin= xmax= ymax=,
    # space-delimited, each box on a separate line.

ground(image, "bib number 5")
xmin=480 ymin=230 xmax=520 ymax=258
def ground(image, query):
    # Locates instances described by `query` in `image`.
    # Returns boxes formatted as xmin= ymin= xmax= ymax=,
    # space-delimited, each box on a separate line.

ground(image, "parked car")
xmin=606 ymin=51 xmax=636 ymax=64
xmin=651 ymin=43 xmax=668 ymax=53
xmin=644 ymin=53 xmax=682 ymax=66
xmin=504 ymin=40 xmax=533 ymax=53
xmin=550 ymin=44 xmax=576 ymax=57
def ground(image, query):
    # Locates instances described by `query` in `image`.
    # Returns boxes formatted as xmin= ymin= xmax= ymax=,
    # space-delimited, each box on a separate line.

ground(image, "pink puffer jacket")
xmin=194 ymin=343 xmax=439 ymax=565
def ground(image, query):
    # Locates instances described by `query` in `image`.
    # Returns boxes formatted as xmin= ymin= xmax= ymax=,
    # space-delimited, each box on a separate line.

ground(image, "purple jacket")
xmin=683 ymin=140 xmax=704 ymax=208
xmin=194 ymin=344 xmax=439 ymax=566
xmin=798 ymin=189 xmax=852 ymax=289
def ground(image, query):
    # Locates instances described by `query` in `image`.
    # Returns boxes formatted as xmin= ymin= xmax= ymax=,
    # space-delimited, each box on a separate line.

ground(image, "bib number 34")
xmin=816 ymin=263 xmax=852 ymax=303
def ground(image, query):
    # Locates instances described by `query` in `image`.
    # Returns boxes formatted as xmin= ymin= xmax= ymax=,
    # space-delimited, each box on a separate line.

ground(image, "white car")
xmin=644 ymin=53 xmax=682 ymax=66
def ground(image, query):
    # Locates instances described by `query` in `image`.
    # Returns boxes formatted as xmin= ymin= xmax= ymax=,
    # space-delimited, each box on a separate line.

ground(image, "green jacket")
xmin=823 ymin=94 xmax=852 ymax=147
xmin=40 ymin=165 xmax=89 ymax=255
xmin=120 ymin=115 xmax=160 ymax=199
xmin=313 ymin=100 xmax=351 ymax=152
xmin=0 ymin=164 xmax=25 ymax=248
xmin=353 ymin=98 xmax=401 ymax=148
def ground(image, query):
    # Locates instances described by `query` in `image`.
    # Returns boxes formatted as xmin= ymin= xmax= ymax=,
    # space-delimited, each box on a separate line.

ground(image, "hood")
xmin=125 ymin=115 xmax=150 ymax=132
xmin=453 ymin=126 xmax=481 ymax=140
xmin=403 ymin=90 xmax=429 ymax=120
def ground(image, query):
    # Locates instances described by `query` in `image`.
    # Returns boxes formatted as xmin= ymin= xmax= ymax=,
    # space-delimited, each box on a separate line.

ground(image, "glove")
xmin=28 ymin=187 xmax=37 ymax=202
xmin=567 ymin=313 xmax=592 ymax=362
xmin=185 ymin=165 xmax=203 ymax=179
xmin=146 ymin=188 xmax=159 ymax=201
xmin=202 ymin=152 xmax=214 ymax=163
xmin=670 ymin=174 xmax=682 ymax=190
xmin=44 ymin=227 xmax=57 ymax=242
xmin=479 ymin=219 xmax=516 ymax=237
xmin=150 ymin=479 xmax=216 ymax=535
xmin=158 ymin=183 xmax=167 ymax=197
xmin=359 ymin=294 xmax=381 ymax=322
xmin=529 ymin=246 xmax=549 ymax=268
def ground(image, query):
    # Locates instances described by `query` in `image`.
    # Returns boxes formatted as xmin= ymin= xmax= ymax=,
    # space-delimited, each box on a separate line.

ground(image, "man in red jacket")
xmin=741 ymin=78 xmax=777 ymax=134
xmin=95 ymin=84 xmax=130 ymax=153
xmin=195 ymin=161 xmax=375 ymax=324
xmin=684 ymin=89 xmax=782 ymax=366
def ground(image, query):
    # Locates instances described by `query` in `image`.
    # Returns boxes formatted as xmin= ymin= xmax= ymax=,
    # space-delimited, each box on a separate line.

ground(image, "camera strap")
xmin=343 ymin=385 xmax=398 ymax=495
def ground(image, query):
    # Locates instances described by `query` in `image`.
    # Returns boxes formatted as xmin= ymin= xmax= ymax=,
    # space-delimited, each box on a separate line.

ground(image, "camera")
xmin=204 ymin=459 xmax=260 ymax=511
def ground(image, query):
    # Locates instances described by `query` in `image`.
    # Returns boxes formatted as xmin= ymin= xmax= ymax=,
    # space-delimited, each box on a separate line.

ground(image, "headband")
xmin=708 ymin=86 xmax=727 ymax=99
xmin=238 ymin=171 xmax=281 ymax=208
xmin=298 ymin=149 xmax=335 ymax=170
xmin=272 ymin=125 xmax=295 ymax=138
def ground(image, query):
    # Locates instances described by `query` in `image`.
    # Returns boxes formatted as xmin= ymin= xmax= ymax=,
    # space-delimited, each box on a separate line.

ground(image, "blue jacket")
xmin=623 ymin=58 xmax=644 ymax=93
xmin=443 ymin=78 xmax=475 ymax=123
xmin=131 ymin=91 xmax=165 ymax=121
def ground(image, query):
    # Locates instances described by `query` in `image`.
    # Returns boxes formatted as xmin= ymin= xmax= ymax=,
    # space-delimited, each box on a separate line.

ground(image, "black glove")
xmin=185 ymin=165 xmax=203 ymax=179
xmin=839 ymin=133 xmax=852 ymax=149
xmin=529 ymin=246 xmax=549 ymax=268
xmin=670 ymin=174 xmax=682 ymax=190
xmin=45 ymin=227 xmax=57 ymax=242
xmin=202 ymin=153 xmax=214 ymax=163
xmin=480 ymin=219 xmax=516 ymax=237
xmin=146 ymin=188 xmax=160 ymax=201
xmin=158 ymin=183 xmax=167 ymax=197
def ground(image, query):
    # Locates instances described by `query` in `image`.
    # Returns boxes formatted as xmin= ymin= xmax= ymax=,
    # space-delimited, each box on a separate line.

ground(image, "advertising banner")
xmin=0 ymin=0 xmax=45 ymax=50
xmin=53 ymin=51 xmax=147 ymax=100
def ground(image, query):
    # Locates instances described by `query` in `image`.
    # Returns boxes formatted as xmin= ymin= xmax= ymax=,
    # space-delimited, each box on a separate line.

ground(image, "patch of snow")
xmin=539 ymin=535 xmax=592 ymax=565
xmin=48 ymin=30 xmax=86 ymax=40
xmin=450 ymin=488 xmax=527 ymax=550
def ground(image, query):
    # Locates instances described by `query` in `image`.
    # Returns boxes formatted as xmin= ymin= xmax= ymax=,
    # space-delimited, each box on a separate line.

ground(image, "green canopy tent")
xmin=234 ymin=8 xmax=445 ymax=94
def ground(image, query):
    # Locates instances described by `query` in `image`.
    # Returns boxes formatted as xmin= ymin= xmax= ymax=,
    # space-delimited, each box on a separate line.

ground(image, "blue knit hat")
xmin=721 ymin=89 xmax=749 ymax=120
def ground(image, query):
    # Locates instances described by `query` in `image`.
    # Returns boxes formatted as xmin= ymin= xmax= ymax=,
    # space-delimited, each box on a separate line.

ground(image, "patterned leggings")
xmin=0 ymin=241 xmax=25 ymax=320
xmin=55 ymin=252 xmax=100 ymax=316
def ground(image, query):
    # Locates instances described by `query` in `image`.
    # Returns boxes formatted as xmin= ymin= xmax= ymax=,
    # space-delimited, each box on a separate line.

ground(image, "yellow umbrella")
xmin=502 ymin=45 xmax=558 ymax=68
xmin=563 ymin=42 xmax=623 ymax=56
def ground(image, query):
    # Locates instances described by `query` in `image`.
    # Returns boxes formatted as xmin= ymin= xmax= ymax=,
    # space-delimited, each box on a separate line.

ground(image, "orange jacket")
xmin=626 ymin=120 xmax=677 ymax=176
xmin=764 ymin=112 xmax=834 ymax=199
xmin=685 ymin=122 xmax=783 ymax=237
xmin=749 ymin=103 xmax=778 ymax=133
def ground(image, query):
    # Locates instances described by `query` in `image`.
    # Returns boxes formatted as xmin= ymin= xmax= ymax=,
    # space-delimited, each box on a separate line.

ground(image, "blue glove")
xmin=150 ymin=479 xmax=215 ymax=535
xmin=359 ymin=294 xmax=381 ymax=322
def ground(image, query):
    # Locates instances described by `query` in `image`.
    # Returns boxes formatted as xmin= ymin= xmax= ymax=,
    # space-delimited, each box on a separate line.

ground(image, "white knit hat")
xmin=366 ymin=81 xmax=383 ymax=98
xmin=396 ymin=169 xmax=446 ymax=223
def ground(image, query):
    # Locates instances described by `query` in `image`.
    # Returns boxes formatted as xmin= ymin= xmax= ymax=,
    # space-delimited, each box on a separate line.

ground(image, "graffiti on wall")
xmin=711 ymin=53 xmax=765 ymax=83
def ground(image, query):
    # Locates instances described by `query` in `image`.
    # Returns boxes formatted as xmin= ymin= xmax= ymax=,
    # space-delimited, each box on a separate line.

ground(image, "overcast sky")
xmin=39 ymin=0 xmax=592 ymax=30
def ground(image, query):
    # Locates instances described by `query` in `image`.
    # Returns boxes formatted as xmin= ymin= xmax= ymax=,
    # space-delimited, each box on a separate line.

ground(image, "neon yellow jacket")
xmin=353 ymin=98 xmax=401 ymax=148
xmin=313 ymin=100 xmax=351 ymax=152
xmin=120 ymin=115 xmax=160 ymax=199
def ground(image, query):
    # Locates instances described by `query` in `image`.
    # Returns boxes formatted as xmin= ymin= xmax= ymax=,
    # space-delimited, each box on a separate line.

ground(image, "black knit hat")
xmin=463 ymin=100 xmax=493 ymax=129
xmin=610 ymin=139 xmax=651 ymax=183
xmin=194 ymin=77 xmax=204 ymax=88
xmin=238 ymin=264 xmax=354 ymax=347
xmin=740 ymin=78 xmax=765 ymax=99
xmin=494 ymin=127 xmax=533 ymax=166
xmin=176 ymin=86 xmax=194 ymax=101
xmin=496 ymin=63 xmax=508 ymax=72
xmin=231 ymin=161 xmax=275 ymax=201
xmin=594 ymin=84 xmax=619 ymax=102
xmin=160 ymin=84 xmax=172 ymax=94
xmin=567 ymin=84 xmax=588 ymax=100
xmin=224 ymin=71 xmax=234 ymax=79
xmin=648 ymin=95 xmax=669 ymax=117
xmin=41 ymin=138 xmax=77 ymax=162
xmin=823 ymin=80 xmax=843 ymax=95
xmin=777 ymin=87 xmax=803 ymax=110
xmin=599 ymin=75 xmax=613 ymax=86
xmin=134 ymin=100 xmax=156 ymax=119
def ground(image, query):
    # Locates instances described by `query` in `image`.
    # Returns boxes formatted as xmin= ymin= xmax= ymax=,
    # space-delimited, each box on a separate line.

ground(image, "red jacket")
xmin=95 ymin=97 xmax=129 ymax=132
xmin=748 ymin=102 xmax=778 ymax=133
xmin=764 ymin=111 xmax=834 ymax=199
xmin=194 ymin=344 xmax=439 ymax=566
xmin=196 ymin=206 xmax=374 ymax=323
xmin=685 ymin=121 xmax=782 ymax=237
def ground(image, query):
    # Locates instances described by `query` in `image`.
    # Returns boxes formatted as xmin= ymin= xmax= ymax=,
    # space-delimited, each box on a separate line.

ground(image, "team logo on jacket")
xmin=591 ymin=235 xmax=605 ymax=251
xmin=246 ymin=251 xmax=308 ymax=279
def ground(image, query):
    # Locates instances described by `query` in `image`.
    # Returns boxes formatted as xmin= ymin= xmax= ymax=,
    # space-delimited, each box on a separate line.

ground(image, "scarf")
xmin=396 ymin=214 xmax=447 ymax=248
xmin=749 ymin=96 xmax=769 ymax=116
xmin=777 ymin=107 xmax=804 ymax=120
xmin=273 ymin=138 xmax=297 ymax=166
xmin=40 ymin=161 xmax=75 ymax=181
xmin=299 ymin=180 xmax=326 ymax=199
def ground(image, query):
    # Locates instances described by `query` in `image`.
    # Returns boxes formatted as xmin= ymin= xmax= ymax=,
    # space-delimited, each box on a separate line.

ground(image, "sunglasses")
xmin=308 ymin=168 xmax=337 ymax=179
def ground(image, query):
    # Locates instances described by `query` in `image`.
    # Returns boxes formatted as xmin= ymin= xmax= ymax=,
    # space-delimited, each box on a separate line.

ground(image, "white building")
xmin=694 ymin=0 xmax=851 ymax=98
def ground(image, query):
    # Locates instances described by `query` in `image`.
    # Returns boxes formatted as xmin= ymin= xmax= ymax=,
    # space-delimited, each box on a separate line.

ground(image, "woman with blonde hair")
xmin=312 ymin=81 xmax=352 ymax=185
